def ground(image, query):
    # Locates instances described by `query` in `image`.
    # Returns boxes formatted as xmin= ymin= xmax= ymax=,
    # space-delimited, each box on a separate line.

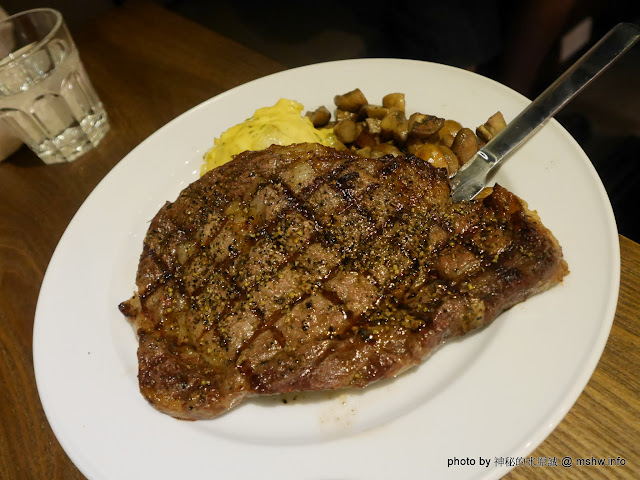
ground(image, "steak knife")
xmin=450 ymin=22 xmax=640 ymax=203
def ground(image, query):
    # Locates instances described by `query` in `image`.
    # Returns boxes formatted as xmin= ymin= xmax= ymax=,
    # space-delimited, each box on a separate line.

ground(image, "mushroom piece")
xmin=334 ymin=119 xmax=358 ymax=144
xmin=476 ymin=111 xmax=507 ymax=142
xmin=355 ymin=129 xmax=377 ymax=148
xmin=381 ymin=111 xmax=407 ymax=142
xmin=305 ymin=106 xmax=331 ymax=127
xmin=336 ymin=109 xmax=357 ymax=122
xmin=439 ymin=145 xmax=459 ymax=177
xmin=393 ymin=120 xmax=409 ymax=144
xmin=365 ymin=117 xmax=382 ymax=135
xmin=331 ymin=139 xmax=348 ymax=151
xmin=440 ymin=133 xmax=456 ymax=148
xmin=361 ymin=104 xmax=389 ymax=119
xmin=408 ymin=113 xmax=445 ymax=140
xmin=371 ymin=143 xmax=403 ymax=158
xmin=334 ymin=88 xmax=368 ymax=113
xmin=382 ymin=93 xmax=405 ymax=113
xmin=355 ymin=146 xmax=372 ymax=158
xmin=451 ymin=128 xmax=478 ymax=166
xmin=415 ymin=143 xmax=448 ymax=171
xmin=406 ymin=136 xmax=424 ymax=155
xmin=439 ymin=119 xmax=463 ymax=141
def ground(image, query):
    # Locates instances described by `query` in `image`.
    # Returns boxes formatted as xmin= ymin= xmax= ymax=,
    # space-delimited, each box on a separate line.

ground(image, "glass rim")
xmin=0 ymin=8 xmax=64 ymax=70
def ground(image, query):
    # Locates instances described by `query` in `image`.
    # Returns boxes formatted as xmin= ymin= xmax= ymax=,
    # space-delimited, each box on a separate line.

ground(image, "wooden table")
xmin=0 ymin=4 xmax=637 ymax=479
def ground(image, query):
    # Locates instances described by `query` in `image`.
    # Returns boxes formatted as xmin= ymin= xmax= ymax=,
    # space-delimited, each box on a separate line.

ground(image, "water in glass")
xmin=0 ymin=9 xmax=109 ymax=164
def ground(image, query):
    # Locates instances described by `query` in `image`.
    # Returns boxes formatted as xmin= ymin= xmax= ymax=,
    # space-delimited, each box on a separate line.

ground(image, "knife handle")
xmin=451 ymin=22 xmax=640 ymax=202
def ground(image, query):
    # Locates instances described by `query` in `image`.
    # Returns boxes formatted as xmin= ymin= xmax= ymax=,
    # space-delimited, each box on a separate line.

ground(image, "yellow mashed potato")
xmin=202 ymin=98 xmax=337 ymax=174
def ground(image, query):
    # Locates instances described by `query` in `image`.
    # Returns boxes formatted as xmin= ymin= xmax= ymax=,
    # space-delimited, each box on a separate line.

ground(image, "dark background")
xmin=3 ymin=0 xmax=639 ymax=242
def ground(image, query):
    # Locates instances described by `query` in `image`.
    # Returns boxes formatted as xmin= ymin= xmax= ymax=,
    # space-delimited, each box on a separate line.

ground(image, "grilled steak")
xmin=119 ymin=143 xmax=568 ymax=420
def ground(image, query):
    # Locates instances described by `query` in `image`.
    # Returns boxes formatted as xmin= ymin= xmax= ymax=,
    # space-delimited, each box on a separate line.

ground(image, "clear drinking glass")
xmin=0 ymin=8 xmax=109 ymax=164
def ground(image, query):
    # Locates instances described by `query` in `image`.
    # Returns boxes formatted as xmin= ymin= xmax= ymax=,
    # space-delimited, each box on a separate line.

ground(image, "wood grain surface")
xmin=507 ymin=235 xmax=640 ymax=479
xmin=0 ymin=3 xmax=637 ymax=479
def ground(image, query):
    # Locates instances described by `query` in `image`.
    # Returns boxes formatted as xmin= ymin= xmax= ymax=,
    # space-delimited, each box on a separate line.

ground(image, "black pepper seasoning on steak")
xmin=119 ymin=143 xmax=568 ymax=420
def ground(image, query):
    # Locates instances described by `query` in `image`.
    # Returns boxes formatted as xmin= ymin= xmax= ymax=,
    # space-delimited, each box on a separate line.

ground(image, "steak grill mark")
xmin=120 ymin=143 xmax=568 ymax=419
xmin=140 ymin=154 xmax=400 ymax=350
xmin=202 ymin=155 xmax=443 ymax=368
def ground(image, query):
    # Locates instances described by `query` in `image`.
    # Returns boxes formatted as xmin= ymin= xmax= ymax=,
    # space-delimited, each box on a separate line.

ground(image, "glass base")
xmin=29 ymin=110 xmax=110 ymax=164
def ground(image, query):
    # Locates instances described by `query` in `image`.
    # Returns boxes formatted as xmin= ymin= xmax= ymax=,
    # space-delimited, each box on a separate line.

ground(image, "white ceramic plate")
xmin=34 ymin=59 xmax=620 ymax=480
